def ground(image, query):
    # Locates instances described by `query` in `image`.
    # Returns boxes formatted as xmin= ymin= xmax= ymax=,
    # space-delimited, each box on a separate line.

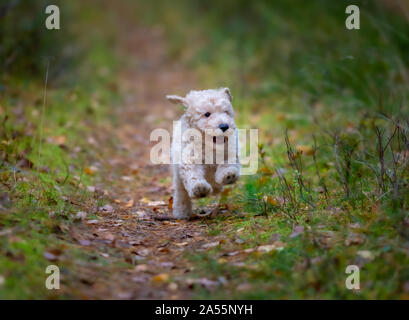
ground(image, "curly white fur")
xmin=167 ymin=88 xmax=240 ymax=219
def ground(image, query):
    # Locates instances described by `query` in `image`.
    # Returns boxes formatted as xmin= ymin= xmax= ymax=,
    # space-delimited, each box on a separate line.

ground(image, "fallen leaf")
xmin=43 ymin=251 xmax=58 ymax=261
xmin=85 ymin=219 xmax=99 ymax=225
xmin=84 ymin=166 xmax=98 ymax=175
xmin=296 ymin=145 xmax=314 ymax=156
xmin=265 ymin=196 xmax=279 ymax=206
xmin=135 ymin=264 xmax=148 ymax=272
xmin=78 ymin=239 xmax=91 ymax=246
xmin=235 ymin=238 xmax=245 ymax=244
xmin=159 ymin=262 xmax=174 ymax=269
xmin=168 ymin=282 xmax=178 ymax=291
xmin=175 ymin=242 xmax=189 ymax=247
xmin=132 ymin=275 xmax=148 ymax=283
xmin=236 ymin=227 xmax=245 ymax=234
xmin=345 ymin=232 xmax=366 ymax=246
xmin=98 ymin=204 xmax=114 ymax=213
xmin=75 ymin=211 xmax=87 ymax=220
xmin=218 ymin=258 xmax=227 ymax=264
xmin=260 ymin=167 xmax=273 ymax=175
xmin=276 ymin=113 xmax=286 ymax=121
xmin=202 ymin=241 xmax=220 ymax=249
xmin=124 ymin=198 xmax=134 ymax=208
xmin=357 ymin=250 xmax=374 ymax=260
xmin=8 ymin=236 xmax=23 ymax=244
xmin=168 ymin=197 xmax=173 ymax=210
xmin=137 ymin=248 xmax=150 ymax=256
xmin=102 ymin=232 xmax=115 ymax=241
xmin=48 ymin=135 xmax=66 ymax=146
xmin=134 ymin=210 xmax=149 ymax=219
xmin=237 ymin=282 xmax=252 ymax=291
xmin=148 ymin=200 xmax=166 ymax=207
xmin=186 ymin=278 xmax=218 ymax=290
xmin=16 ymin=157 xmax=33 ymax=169
xmin=221 ymin=187 xmax=231 ymax=196
xmin=152 ymin=273 xmax=169 ymax=284
xmin=257 ymin=241 xmax=285 ymax=253
xmin=139 ymin=197 xmax=151 ymax=204
xmin=290 ymin=225 xmax=304 ymax=238
xmin=223 ymin=251 xmax=240 ymax=257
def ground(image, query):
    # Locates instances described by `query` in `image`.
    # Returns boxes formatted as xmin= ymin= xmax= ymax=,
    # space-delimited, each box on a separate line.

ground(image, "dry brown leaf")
xmin=265 ymin=196 xmax=279 ymax=206
xmin=276 ymin=113 xmax=286 ymax=121
xmin=85 ymin=219 xmax=99 ymax=225
xmin=237 ymin=282 xmax=252 ymax=291
xmin=236 ymin=227 xmax=245 ymax=234
xmin=202 ymin=241 xmax=220 ymax=249
xmin=148 ymin=200 xmax=166 ymax=207
xmin=296 ymin=145 xmax=314 ymax=156
xmin=152 ymin=273 xmax=169 ymax=284
xmin=257 ymin=241 xmax=286 ymax=253
xmin=221 ymin=187 xmax=231 ymax=197
xmin=124 ymin=198 xmax=134 ymax=208
xmin=48 ymin=135 xmax=66 ymax=146
xmin=168 ymin=282 xmax=178 ymax=291
xmin=102 ymin=233 xmax=115 ymax=241
xmin=84 ymin=166 xmax=98 ymax=175
xmin=175 ymin=242 xmax=189 ymax=247
xmin=139 ymin=197 xmax=151 ymax=204
xmin=75 ymin=211 xmax=87 ymax=220
xmin=134 ymin=264 xmax=148 ymax=272
xmin=260 ymin=167 xmax=273 ymax=175
xmin=168 ymin=197 xmax=173 ymax=210
xmin=137 ymin=248 xmax=150 ymax=256
xmin=357 ymin=250 xmax=374 ymax=260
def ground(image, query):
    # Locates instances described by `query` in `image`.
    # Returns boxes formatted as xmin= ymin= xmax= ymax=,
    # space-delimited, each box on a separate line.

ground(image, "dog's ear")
xmin=221 ymin=87 xmax=232 ymax=102
xmin=166 ymin=95 xmax=187 ymax=107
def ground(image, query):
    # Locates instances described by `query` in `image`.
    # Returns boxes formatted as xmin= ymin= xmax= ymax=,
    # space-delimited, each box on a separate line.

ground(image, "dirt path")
xmin=61 ymin=11 xmax=225 ymax=299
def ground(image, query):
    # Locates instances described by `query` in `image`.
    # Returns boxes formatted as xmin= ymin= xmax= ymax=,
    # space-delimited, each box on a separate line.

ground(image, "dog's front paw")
xmin=190 ymin=181 xmax=212 ymax=198
xmin=173 ymin=208 xmax=191 ymax=220
xmin=221 ymin=168 xmax=239 ymax=185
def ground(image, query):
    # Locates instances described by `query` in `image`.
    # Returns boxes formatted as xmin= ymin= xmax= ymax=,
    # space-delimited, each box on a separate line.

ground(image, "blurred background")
xmin=1 ymin=0 xmax=409 ymax=299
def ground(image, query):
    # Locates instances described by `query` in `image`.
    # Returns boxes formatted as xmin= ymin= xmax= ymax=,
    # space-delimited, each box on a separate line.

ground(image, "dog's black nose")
xmin=219 ymin=123 xmax=229 ymax=132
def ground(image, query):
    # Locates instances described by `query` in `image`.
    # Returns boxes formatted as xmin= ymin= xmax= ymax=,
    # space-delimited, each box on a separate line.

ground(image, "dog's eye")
xmin=204 ymin=112 xmax=211 ymax=117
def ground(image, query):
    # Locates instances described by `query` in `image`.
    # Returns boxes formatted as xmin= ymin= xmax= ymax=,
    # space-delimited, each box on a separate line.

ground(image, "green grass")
xmin=0 ymin=1 xmax=119 ymax=299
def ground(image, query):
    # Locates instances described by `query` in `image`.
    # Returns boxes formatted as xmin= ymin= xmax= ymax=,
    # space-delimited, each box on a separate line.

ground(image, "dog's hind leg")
xmin=172 ymin=166 xmax=192 ymax=219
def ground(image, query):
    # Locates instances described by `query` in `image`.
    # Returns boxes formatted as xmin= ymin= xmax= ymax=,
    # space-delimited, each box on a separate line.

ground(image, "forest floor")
xmin=61 ymin=19 xmax=223 ymax=300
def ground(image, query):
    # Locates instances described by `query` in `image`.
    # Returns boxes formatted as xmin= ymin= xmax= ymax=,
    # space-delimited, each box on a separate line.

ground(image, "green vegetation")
xmin=0 ymin=1 xmax=119 ymax=298
xmin=144 ymin=0 xmax=409 ymax=299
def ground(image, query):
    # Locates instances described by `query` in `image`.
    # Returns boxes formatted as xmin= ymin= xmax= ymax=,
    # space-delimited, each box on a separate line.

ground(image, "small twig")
xmin=312 ymin=135 xmax=329 ymax=202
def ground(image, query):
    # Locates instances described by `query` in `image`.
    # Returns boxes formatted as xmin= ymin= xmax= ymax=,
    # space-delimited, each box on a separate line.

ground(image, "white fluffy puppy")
xmin=166 ymin=88 xmax=240 ymax=219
